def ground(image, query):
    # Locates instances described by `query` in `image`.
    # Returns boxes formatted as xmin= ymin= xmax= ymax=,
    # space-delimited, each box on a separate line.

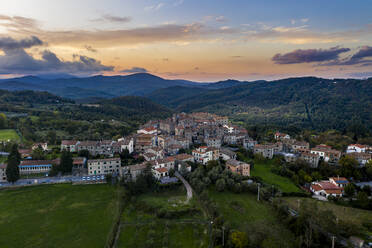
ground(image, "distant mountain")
xmin=0 ymin=73 xmax=254 ymax=99
xmin=149 ymin=77 xmax=372 ymax=131
xmin=0 ymin=73 xmax=202 ymax=99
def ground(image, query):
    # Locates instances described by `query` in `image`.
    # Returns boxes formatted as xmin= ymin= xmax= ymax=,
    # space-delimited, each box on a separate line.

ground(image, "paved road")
xmin=175 ymin=171 xmax=193 ymax=202
xmin=0 ymin=175 xmax=105 ymax=188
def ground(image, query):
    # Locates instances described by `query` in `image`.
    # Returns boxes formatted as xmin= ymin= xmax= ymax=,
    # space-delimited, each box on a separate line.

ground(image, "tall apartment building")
xmin=87 ymin=158 xmax=121 ymax=176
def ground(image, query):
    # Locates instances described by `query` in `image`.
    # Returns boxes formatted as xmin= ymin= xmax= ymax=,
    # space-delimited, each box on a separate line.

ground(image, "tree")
xmin=206 ymin=160 xmax=219 ymax=171
xmin=339 ymin=156 xmax=358 ymax=178
xmin=169 ymin=168 xmax=175 ymax=177
xmin=78 ymin=149 xmax=90 ymax=158
xmin=230 ymin=231 xmax=248 ymax=248
xmin=311 ymin=171 xmax=322 ymax=181
xmin=31 ymin=146 xmax=45 ymax=160
xmin=46 ymin=130 xmax=57 ymax=145
xmin=216 ymin=178 xmax=226 ymax=192
xmin=0 ymin=113 xmax=7 ymax=129
xmin=6 ymin=144 xmax=20 ymax=183
xmin=344 ymin=183 xmax=355 ymax=197
xmin=60 ymin=150 xmax=73 ymax=174
xmin=8 ymin=144 xmax=21 ymax=164
xmin=366 ymin=160 xmax=372 ymax=180
xmin=179 ymin=163 xmax=189 ymax=176
xmin=357 ymin=191 xmax=369 ymax=209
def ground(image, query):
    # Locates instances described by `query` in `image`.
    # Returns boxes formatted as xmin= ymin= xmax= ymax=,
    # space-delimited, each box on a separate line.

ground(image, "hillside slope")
xmin=149 ymin=77 xmax=372 ymax=131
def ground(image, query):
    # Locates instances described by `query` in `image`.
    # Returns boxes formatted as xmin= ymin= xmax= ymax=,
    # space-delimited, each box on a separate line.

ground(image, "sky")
xmin=0 ymin=0 xmax=372 ymax=81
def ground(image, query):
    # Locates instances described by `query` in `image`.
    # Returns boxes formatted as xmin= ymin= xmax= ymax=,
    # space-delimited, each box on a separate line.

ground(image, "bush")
xmin=216 ymin=178 xmax=226 ymax=192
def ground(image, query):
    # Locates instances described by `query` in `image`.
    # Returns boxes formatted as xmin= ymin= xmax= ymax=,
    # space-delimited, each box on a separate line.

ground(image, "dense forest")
xmin=148 ymin=77 xmax=372 ymax=135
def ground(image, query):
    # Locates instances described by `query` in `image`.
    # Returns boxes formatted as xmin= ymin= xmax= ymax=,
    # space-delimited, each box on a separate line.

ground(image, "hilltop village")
xmin=1 ymin=112 xmax=371 ymax=200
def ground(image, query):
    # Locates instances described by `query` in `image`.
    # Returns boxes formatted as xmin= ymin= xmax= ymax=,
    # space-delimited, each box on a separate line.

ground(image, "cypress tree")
xmin=60 ymin=150 xmax=73 ymax=174
xmin=6 ymin=144 xmax=20 ymax=183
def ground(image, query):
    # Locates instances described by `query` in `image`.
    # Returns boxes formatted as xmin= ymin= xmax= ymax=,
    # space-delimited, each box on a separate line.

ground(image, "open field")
xmin=283 ymin=197 xmax=372 ymax=236
xmin=0 ymin=184 xmax=118 ymax=248
xmin=117 ymin=187 xmax=210 ymax=248
xmin=208 ymin=189 xmax=296 ymax=247
xmin=252 ymin=160 xmax=301 ymax=193
xmin=0 ymin=129 xmax=21 ymax=142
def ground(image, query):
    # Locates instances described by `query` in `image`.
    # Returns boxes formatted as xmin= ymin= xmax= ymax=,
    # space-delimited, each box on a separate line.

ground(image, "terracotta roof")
xmin=301 ymin=152 xmax=319 ymax=158
xmin=155 ymin=167 xmax=168 ymax=173
xmin=73 ymin=157 xmax=85 ymax=164
xmin=311 ymin=184 xmax=322 ymax=192
xmin=349 ymin=144 xmax=366 ymax=148
xmin=78 ymin=141 xmax=97 ymax=146
xmin=316 ymin=181 xmax=340 ymax=190
xmin=61 ymin=140 xmax=78 ymax=145
xmin=20 ymin=160 xmax=55 ymax=166
xmin=88 ymin=157 xmax=120 ymax=163
xmin=324 ymin=189 xmax=342 ymax=195
xmin=174 ymin=153 xmax=193 ymax=160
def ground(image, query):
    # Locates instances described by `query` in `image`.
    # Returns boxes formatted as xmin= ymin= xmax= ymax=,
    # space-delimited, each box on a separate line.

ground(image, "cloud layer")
xmin=120 ymin=67 xmax=148 ymax=73
xmin=272 ymin=46 xmax=372 ymax=67
xmin=0 ymin=36 xmax=113 ymax=75
xmin=272 ymin=47 xmax=350 ymax=64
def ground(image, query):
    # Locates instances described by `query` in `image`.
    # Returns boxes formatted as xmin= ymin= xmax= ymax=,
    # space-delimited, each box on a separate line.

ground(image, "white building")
xmin=18 ymin=160 xmax=55 ymax=175
xmin=153 ymin=167 xmax=169 ymax=179
xmin=87 ymin=158 xmax=121 ymax=176
xmin=118 ymin=137 xmax=134 ymax=154
xmin=192 ymin=146 xmax=219 ymax=164
xmin=346 ymin=144 xmax=367 ymax=154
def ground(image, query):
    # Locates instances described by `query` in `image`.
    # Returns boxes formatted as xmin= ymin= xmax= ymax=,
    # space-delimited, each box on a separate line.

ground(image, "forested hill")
xmin=0 ymin=90 xmax=72 ymax=105
xmin=148 ymin=77 xmax=372 ymax=132
xmin=0 ymin=90 xmax=172 ymax=141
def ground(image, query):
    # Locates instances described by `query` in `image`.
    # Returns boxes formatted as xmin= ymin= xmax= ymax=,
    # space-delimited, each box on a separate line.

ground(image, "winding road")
xmin=175 ymin=171 xmax=193 ymax=202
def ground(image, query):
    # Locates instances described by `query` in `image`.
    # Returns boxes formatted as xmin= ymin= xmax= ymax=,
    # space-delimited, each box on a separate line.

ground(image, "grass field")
xmin=283 ymin=197 xmax=372 ymax=236
xmin=0 ymin=129 xmax=21 ymax=142
xmin=0 ymin=184 xmax=118 ymax=248
xmin=117 ymin=187 xmax=210 ymax=248
xmin=208 ymin=189 xmax=296 ymax=247
xmin=252 ymin=160 xmax=301 ymax=193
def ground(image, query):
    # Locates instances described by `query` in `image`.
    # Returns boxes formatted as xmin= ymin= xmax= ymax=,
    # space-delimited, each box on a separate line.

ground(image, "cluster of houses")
xmin=310 ymin=177 xmax=349 ymax=198
xmin=346 ymin=144 xmax=372 ymax=166
xmin=253 ymin=132 xmax=345 ymax=168
xmin=122 ymin=112 xmax=251 ymax=180
xmin=0 ymin=112 xmax=252 ymax=183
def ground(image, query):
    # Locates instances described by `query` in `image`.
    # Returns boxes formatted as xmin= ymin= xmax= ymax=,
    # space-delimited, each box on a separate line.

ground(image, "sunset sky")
xmin=0 ymin=0 xmax=372 ymax=81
